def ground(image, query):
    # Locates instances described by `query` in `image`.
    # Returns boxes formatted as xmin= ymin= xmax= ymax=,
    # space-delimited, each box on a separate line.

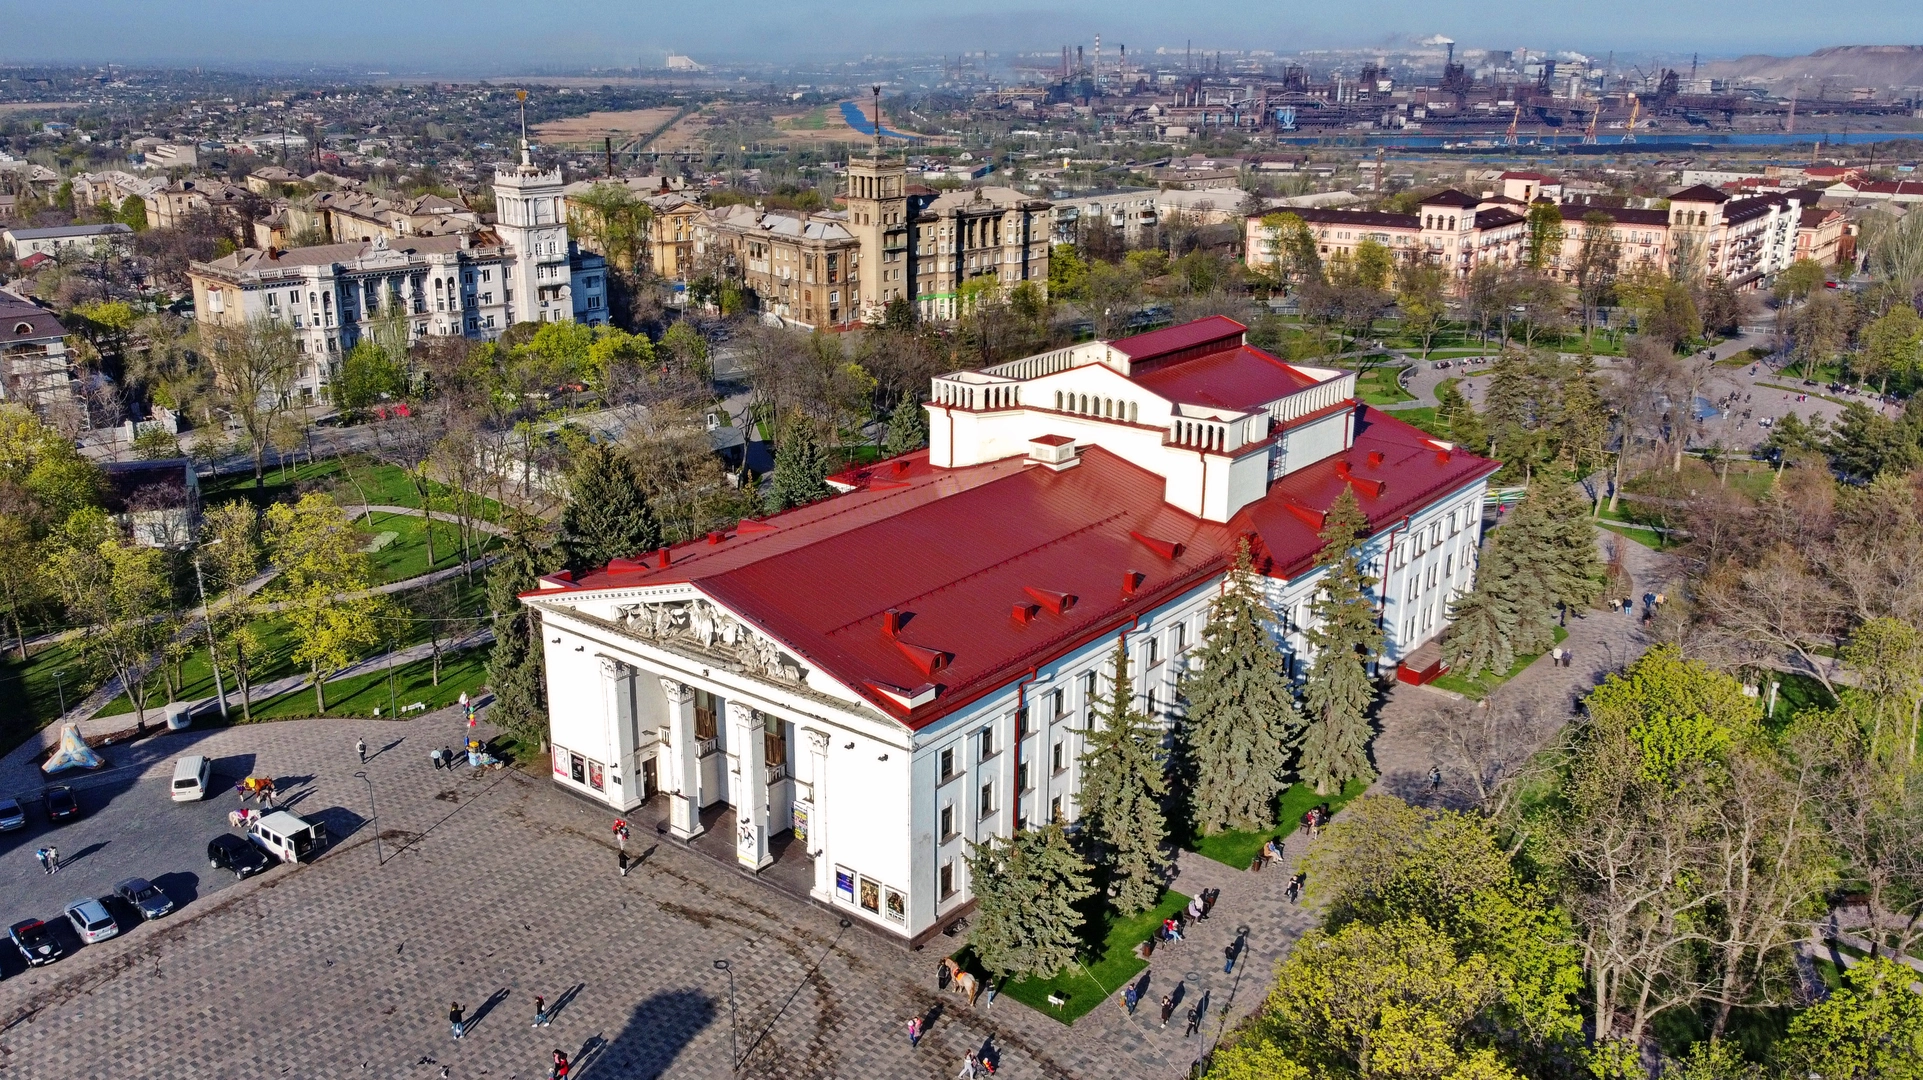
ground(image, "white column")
xmin=729 ymin=705 xmax=772 ymax=870
xmin=803 ymin=728 xmax=831 ymax=897
xmin=600 ymin=658 xmax=640 ymax=811
xmin=659 ymin=678 xmax=702 ymax=839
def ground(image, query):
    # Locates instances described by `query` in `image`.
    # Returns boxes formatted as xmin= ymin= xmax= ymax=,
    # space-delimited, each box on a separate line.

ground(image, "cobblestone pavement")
xmin=0 ymin=705 xmax=1318 ymax=1080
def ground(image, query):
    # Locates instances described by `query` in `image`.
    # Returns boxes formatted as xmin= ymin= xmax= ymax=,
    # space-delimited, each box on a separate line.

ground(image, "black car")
xmin=207 ymin=834 xmax=269 ymax=879
xmin=9 ymin=919 xmax=63 ymax=966
xmin=115 ymin=878 xmax=176 ymax=920
xmin=43 ymin=785 xmax=79 ymax=823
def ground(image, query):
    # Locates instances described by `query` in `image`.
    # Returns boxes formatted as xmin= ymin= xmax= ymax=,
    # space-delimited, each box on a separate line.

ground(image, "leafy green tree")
xmin=965 ymin=823 xmax=1095 ymax=980
xmin=557 ymin=443 xmax=660 ymax=575
xmin=1780 ymin=958 xmax=1923 ymax=1080
xmin=564 ymin=181 xmax=652 ymax=271
xmin=1763 ymin=411 xmax=1826 ymax=473
xmin=1048 ymin=243 xmax=1089 ymax=301
xmin=1301 ymin=487 xmax=1382 ymax=795
xmin=332 ymin=340 xmax=408 ymax=413
xmin=1180 ymin=539 xmax=1303 ymax=834
xmin=1257 ymin=211 xmax=1324 ymax=292
xmin=1774 ymin=257 xmax=1829 ymax=303
xmin=263 ymin=494 xmax=388 ymax=714
xmin=1351 ymin=237 xmax=1394 ymax=292
xmin=118 ymin=193 xmax=148 ymax=231
xmin=1523 ymin=200 xmax=1565 ymax=272
xmin=200 ymin=318 xmax=300 ymax=487
xmin=1078 ymin=640 xmax=1169 ymax=914
xmin=585 ymin=327 xmax=657 ymax=390
xmin=49 ymin=515 xmax=172 ymax=725
xmin=486 ymin=518 xmax=550 ymax=744
xmin=766 ymin=417 xmax=833 ymax=513
xmin=1840 ymin=616 xmax=1923 ymax=760
xmin=200 ymin=500 xmax=262 ymax=721
xmin=1860 ymin=305 xmax=1923 ymax=395
xmin=659 ymin=322 xmax=710 ymax=381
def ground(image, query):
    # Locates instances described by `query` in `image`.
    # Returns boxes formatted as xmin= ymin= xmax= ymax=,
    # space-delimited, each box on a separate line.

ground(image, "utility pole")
xmin=193 ymin=550 xmax=228 ymax=720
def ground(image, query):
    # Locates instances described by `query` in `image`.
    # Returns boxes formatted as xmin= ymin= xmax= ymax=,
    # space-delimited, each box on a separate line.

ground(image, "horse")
xmin=952 ymin=971 xmax=980 ymax=1007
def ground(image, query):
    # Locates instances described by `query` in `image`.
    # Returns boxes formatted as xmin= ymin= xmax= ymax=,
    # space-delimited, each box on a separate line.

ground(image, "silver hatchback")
xmin=65 ymin=897 xmax=119 ymax=945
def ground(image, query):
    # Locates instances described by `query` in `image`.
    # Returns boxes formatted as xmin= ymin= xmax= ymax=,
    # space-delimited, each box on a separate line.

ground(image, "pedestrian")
xmin=618 ymin=849 xmax=631 ymax=877
xmin=357 ymin=737 xmax=368 ymax=764
xmin=957 ymin=1050 xmax=979 ymax=1079
xmin=907 ymin=1014 xmax=923 ymax=1047
xmin=1185 ymin=1000 xmax=1204 ymax=1037
xmin=1224 ymin=938 xmax=1240 ymax=974
xmin=1286 ymin=873 xmax=1304 ymax=905
xmin=441 ymin=744 xmax=452 ymax=768
xmin=1551 ymin=646 xmax=1564 ymax=667
xmin=1428 ymin=765 xmax=1442 ymax=791
xmin=532 ymin=994 xmax=549 ymax=1027
xmin=1200 ymin=887 xmax=1218 ymax=919
xmin=612 ymin=818 xmax=630 ymax=851
xmin=33 ymin=846 xmax=48 ymax=874
xmin=44 ymin=846 xmax=58 ymax=875
xmin=431 ymin=747 xmax=444 ymax=770
xmin=449 ymin=1001 xmax=465 ymax=1040
xmin=551 ymin=1049 xmax=570 ymax=1080
xmin=1160 ymin=994 xmax=1176 ymax=1028
xmin=1124 ymin=981 xmax=1139 ymax=1015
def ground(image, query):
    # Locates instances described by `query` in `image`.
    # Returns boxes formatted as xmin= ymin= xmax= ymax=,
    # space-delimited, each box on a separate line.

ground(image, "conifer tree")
xmin=767 ymin=416 xmax=833 ymax=512
xmin=486 ymin=518 xmax=550 ymax=744
xmin=965 ymin=824 xmax=1094 ymax=979
xmin=1180 ymin=539 xmax=1303 ymax=835
xmin=1078 ymin=640 xmax=1169 ymax=914
xmin=557 ymin=443 xmax=660 ymax=575
xmin=1300 ymin=487 xmax=1382 ymax=796
xmin=1496 ymin=481 xmax=1602 ymax=655
xmin=1441 ymin=538 xmax=1519 ymax=681
xmin=883 ymin=397 xmax=928 ymax=456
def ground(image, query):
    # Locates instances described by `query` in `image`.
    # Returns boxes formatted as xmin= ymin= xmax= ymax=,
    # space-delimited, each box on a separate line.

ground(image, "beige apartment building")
xmin=692 ymin=204 xmax=863 ymax=329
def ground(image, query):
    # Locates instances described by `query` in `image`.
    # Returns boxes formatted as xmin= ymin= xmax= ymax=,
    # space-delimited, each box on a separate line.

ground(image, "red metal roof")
xmin=538 ymin=408 xmax=1496 ymax=730
xmin=1108 ymin=314 xmax=1246 ymax=362
xmin=1128 ymin=344 xmax=1320 ymax=413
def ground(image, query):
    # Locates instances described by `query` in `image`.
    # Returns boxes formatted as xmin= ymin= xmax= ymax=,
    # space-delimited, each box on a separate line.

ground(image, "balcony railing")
xmin=696 ymin=736 xmax=720 ymax=758
xmin=766 ymin=761 xmax=789 ymax=783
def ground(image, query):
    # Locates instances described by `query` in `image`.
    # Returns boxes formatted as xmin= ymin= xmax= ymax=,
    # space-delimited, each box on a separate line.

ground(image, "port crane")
xmin=1623 ymin=94 xmax=1640 ymax=143
xmin=1505 ymin=101 xmax=1522 ymax=145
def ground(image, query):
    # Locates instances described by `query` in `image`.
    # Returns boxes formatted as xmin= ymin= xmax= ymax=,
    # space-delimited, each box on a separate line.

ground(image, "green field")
xmin=247 ymin=650 xmax=489 ymax=721
xmin=1355 ymin=366 xmax=1415 ymax=406
xmin=1188 ymin=777 xmax=1369 ymax=870
xmin=0 ymin=638 xmax=100 ymax=757
xmin=949 ymin=889 xmax=1191 ymax=1024
xmin=358 ymin=508 xmax=499 ymax=585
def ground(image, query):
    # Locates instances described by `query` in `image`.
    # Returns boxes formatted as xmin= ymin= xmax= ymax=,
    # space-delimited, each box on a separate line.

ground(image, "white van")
xmin=247 ymin=810 xmax=328 ymax=865
xmin=171 ymin=756 xmax=212 ymax=802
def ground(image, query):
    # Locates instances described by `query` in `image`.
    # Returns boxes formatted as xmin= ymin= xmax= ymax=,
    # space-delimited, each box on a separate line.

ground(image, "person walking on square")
xmin=449 ymin=1001 xmax=465 ymax=1040
xmin=1225 ymin=936 xmax=1242 ymax=974
xmin=612 ymin=818 xmax=629 ymax=852
xmin=1185 ymin=996 xmax=1206 ymax=1037
xmin=957 ymin=1050 xmax=979 ymax=1079
xmin=1124 ymin=981 xmax=1139 ymax=1015
xmin=357 ymin=737 xmax=368 ymax=764
xmin=532 ymin=994 xmax=549 ymax=1027
xmin=43 ymin=846 xmax=58 ymax=874
xmin=907 ymin=1014 xmax=923 ymax=1047
xmin=551 ymin=1049 xmax=570 ymax=1079
xmin=1160 ymin=994 xmax=1176 ymax=1028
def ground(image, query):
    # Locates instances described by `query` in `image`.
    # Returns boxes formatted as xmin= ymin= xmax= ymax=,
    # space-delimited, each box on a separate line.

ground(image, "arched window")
xmin=1055 ymin=390 xmax=1063 ymax=410
xmin=1128 ymin=402 xmax=1138 ymax=423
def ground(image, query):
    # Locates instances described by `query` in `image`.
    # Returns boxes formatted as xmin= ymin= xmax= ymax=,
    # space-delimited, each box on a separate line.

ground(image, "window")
xmin=1051 ymin=689 xmax=1065 ymax=719
xmin=1146 ymin=636 xmax=1162 ymax=668
xmin=939 ymin=804 xmax=955 ymax=841
xmin=1052 ymin=739 xmax=1065 ymax=773
xmin=693 ymin=689 xmax=720 ymax=741
xmin=979 ymin=781 xmax=995 ymax=818
xmin=1015 ymin=707 xmax=1030 ymax=739
xmin=939 ymin=860 xmax=955 ymax=898
xmin=1407 ymin=574 xmax=1420 ymax=601
xmin=1431 ymin=523 xmax=1443 ymax=547
xmin=1083 ymin=671 xmax=1098 ymax=715
xmin=978 ymin=728 xmax=994 ymax=761
xmin=1428 ymin=564 xmax=1440 ymax=590
xmin=1018 ymin=760 xmax=1031 ymax=792
xmin=1050 ymin=795 xmax=1063 ymax=822
xmin=1173 ymin=622 xmax=1187 ymax=654
xmin=1448 ymin=510 xmax=1458 ymax=535
xmin=763 ymin=714 xmax=787 ymax=770
xmin=939 ymin=747 xmax=955 ymax=781
xmin=1445 ymin=553 xmax=1455 ymax=578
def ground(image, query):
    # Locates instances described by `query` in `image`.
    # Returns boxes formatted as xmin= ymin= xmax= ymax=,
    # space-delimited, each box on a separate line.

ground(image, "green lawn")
xmin=949 ymin=889 xmax=1191 ymax=1024
xmin=1432 ymin=626 xmax=1568 ymax=700
xmin=1188 ymin=778 xmax=1370 ymax=870
xmin=205 ymin=455 xmax=505 ymax=524
xmin=358 ymin=508 xmax=499 ymax=585
xmin=1388 ymin=407 xmax=1452 ymax=440
xmin=1355 ymin=366 xmax=1414 ymax=406
xmin=247 ymin=650 xmax=490 ymax=721
xmin=0 ymin=638 xmax=101 ymax=758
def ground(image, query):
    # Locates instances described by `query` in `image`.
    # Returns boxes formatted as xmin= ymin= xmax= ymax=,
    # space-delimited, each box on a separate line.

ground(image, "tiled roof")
xmin=1418 ymin=189 xmax=1481 ymax=208
xmin=1670 ymin=184 xmax=1731 ymax=204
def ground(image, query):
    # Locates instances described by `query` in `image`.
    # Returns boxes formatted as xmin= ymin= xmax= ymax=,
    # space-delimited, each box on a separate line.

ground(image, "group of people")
xmin=32 ymin=845 xmax=59 ymax=874
xmin=443 ymin=997 xmax=570 ymax=1078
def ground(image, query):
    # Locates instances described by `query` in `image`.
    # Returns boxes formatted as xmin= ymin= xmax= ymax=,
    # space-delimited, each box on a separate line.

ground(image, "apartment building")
xmin=4 ymin=223 xmax=134 ymax=260
xmin=143 ymin=178 xmax=252 ymax=230
xmin=285 ymin=189 xmax=482 ymax=245
xmin=0 ymin=289 xmax=82 ymax=428
xmin=187 ymin=145 xmax=608 ymax=399
xmin=1245 ymin=189 xmax=1528 ymax=281
xmin=692 ymin=204 xmax=863 ymax=329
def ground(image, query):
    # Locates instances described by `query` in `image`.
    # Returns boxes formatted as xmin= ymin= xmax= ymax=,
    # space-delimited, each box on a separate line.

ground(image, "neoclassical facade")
xmin=525 ymin=315 xmax=1497 ymax=942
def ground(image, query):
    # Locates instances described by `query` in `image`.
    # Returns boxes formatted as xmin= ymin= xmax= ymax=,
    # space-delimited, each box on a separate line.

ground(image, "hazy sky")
xmin=2 ymin=0 xmax=1919 ymax=70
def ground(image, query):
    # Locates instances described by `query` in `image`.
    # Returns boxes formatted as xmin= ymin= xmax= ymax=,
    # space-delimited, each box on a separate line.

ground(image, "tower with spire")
xmin=492 ymin=88 xmax=571 ymax=325
xmin=844 ymin=85 xmax=909 ymax=322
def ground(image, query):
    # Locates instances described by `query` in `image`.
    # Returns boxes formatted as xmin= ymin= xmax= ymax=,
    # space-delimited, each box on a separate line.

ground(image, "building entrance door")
xmin=641 ymin=756 xmax=658 ymax=799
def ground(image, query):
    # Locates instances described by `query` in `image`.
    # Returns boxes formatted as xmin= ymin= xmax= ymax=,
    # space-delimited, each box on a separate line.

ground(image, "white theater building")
xmin=524 ymin=316 xmax=1498 ymax=943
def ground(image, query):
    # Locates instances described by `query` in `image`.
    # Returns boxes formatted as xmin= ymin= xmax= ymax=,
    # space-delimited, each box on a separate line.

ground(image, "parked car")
xmin=64 ymin=898 xmax=118 ymax=945
xmin=248 ymin=810 xmax=327 ymax=865
xmin=114 ymin=878 xmax=175 ymax=920
xmin=171 ymin=755 xmax=212 ymax=802
xmin=8 ymin=919 xmax=62 ymax=966
xmin=207 ymin=833 xmax=269 ymax=880
xmin=43 ymin=785 xmax=79 ymax=823
xmin=0 ymin=797 xmax=24 ymax=831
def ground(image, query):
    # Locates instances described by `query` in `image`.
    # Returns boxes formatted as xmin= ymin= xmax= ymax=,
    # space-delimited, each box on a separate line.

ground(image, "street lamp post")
xmin=193 ymin=551 xmax=229 ymax=720
xmin=714 ymin=959 xmax=737 ymax=1069
xmin=355 ymin=770 xmax=382 ymax=866
xmin=53 ymin=669 xmax=66 ymax=717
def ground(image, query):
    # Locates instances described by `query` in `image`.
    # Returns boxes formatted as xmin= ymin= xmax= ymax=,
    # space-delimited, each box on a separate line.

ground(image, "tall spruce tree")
xmin=1180 ymin=539 xmax=1303 ymax=835
xmin=1300 ymin=487 xmax=1382 ymax=796
xmin=486 ymin=519 xmax=549 ymax=744
xmin=1078 ymin=640 xmax=1170 ymax=914
xmin=1494 ymin=480 xmax=1602 ymax=655
xmin=883 ymin=397 xmax=928 ymax=456
xmin=965 ymin=824 xmax=1095 ymax=979
xmin=767 ymin=417 xmax=833 ymax=512
xmin=1441 ymin=536 xmax=1520 ymax=680
xmin=557 ymin=443 xmax=660 ymax=575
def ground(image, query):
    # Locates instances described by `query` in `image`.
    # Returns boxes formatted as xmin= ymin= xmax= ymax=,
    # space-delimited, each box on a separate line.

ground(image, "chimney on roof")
xmin=1366 ymin=450 xmax=1384 ymax=468
xmin=1026 ymin=434 xmax=1079 ymax=471
xmin=883 ymin=608 xmax=904 ymax=637
xmin=1122 ymin=570 xmax=1144 ymax=596
xmin=656 ymin=548 xmax=672 ymax=569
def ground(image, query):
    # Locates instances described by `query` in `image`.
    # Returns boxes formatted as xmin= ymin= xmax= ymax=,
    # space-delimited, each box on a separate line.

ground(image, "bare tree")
xmin=199 ymin=318 xmax=300 ymax=487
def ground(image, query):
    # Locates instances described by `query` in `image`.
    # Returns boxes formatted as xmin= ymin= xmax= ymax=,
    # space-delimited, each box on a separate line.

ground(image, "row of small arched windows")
xmin=1056 ymin=390 xmax=1138 ymax=424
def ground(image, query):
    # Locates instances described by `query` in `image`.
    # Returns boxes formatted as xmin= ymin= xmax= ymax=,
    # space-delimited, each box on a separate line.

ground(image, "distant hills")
xmin=1704 ymin=45 xmax=1923 ymax=86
